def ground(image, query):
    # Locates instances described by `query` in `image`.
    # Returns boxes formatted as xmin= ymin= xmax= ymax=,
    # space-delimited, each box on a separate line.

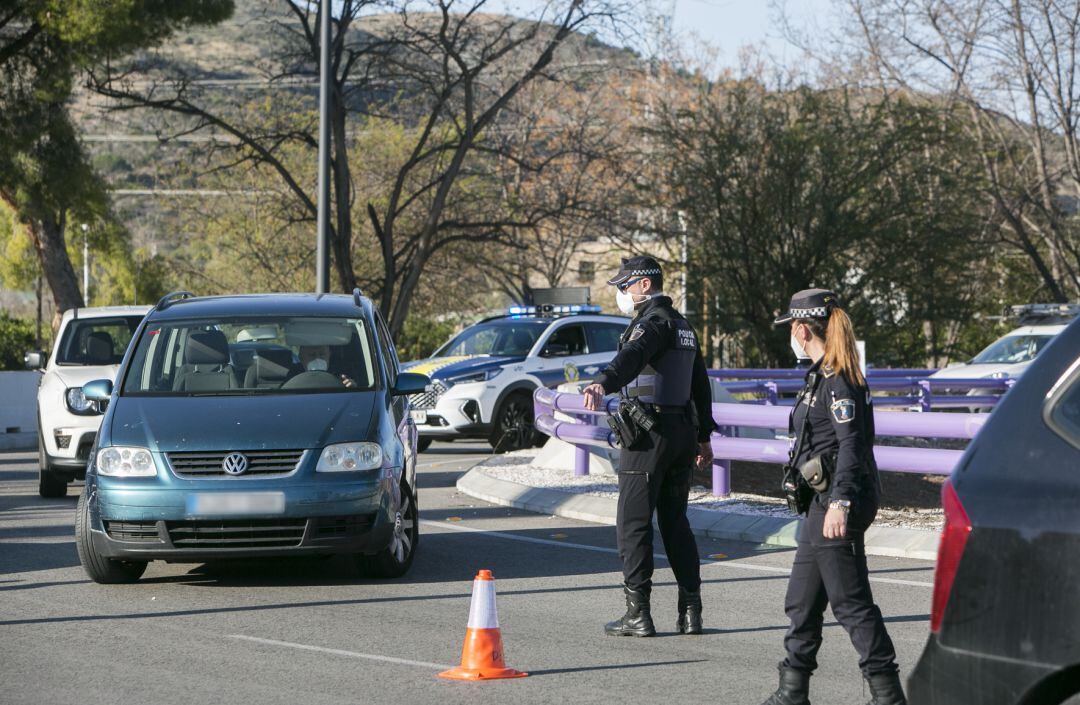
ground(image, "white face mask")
xmin=790 ymin=330 xmax=808 ymax=360
xmin=615 ymin=289 xmax=638 ymax=315
xmin=306 ymin=358 xmax=329 ymax=372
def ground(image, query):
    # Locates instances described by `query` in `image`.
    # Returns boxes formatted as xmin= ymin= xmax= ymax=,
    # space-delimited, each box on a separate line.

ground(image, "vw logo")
xmin=222 ymin=452 xmax=249 ymax=475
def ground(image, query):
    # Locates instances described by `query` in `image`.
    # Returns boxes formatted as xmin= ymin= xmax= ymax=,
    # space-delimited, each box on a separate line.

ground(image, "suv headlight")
xmin=65 ymin=387 xmax=98 ymax=415
xmin=447 ymin=367 xmax=503 ymax=386
xmin=96 ymin=446 xmax=156 ymax=477
xmin=317 ymin=442 xmax=382 ymax=472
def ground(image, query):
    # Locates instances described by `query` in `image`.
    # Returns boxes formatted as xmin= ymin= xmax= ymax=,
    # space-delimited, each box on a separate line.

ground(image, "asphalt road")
xmin=0 ymin=444 xmax=936 ymax=704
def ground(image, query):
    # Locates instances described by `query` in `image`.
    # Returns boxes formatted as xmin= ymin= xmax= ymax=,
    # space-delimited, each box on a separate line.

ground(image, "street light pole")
xmin=80 ymin=223 xmax=90 ymax=303
xmin=315 ymin=0 xmax=332 ymax=294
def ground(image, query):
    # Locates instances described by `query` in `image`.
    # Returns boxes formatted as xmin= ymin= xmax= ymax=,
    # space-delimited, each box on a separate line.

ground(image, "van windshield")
xmin=121 ymin=316 xmax=378 ymax=396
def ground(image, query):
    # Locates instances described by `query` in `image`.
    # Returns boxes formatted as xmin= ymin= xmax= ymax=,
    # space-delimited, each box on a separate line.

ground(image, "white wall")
xmin=0 ymin=371 xmax=39 ymax=449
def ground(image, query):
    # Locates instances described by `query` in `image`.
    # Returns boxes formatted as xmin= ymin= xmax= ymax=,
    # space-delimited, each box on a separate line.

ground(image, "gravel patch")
xmin=477 ymin=450 xmax=943 ymax=532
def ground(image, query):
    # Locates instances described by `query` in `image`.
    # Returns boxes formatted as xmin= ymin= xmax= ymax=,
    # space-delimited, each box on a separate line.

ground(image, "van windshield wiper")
xmin=189 ymin=390 xmax=264 ymax=396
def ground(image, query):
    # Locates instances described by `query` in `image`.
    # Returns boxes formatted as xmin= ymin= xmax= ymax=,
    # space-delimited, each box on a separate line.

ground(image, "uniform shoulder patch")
xmin=830 ymin=398 xmax=856 ymax=424
xmin=628 ymin=324 xmax=645 ymax=342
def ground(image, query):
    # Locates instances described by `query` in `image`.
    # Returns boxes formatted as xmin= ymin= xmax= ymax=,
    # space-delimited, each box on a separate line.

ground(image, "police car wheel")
xmin=489 ymin=391 xmax=540 ymax=454
xmin=416 ymin=438 xmax=432 ymax=453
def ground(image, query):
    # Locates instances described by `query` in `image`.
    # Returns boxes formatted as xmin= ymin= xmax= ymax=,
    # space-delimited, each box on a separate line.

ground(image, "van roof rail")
xmin=353 ymin=287 xmax=364 ymax=308
xmin=155 ymin=291 xmax=195 ymax=311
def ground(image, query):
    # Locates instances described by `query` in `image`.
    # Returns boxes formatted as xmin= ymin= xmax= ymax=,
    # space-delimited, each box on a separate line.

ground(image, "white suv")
xmin=401 ymin=304 xmax=629 ymax=452
xmin=25 ymin=306 xmax=149 ymax=497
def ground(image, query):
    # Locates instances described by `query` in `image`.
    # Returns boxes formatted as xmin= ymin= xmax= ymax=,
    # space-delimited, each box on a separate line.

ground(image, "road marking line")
xmin=420 ymin=519 xmax=934 ymax=588
xmin=227 ymin=634 xmax=452 ymax=670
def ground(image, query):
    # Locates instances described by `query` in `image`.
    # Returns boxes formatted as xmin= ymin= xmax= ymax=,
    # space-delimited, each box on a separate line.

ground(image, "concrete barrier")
xmin=0 ymin=371 xmax=39 ymax=450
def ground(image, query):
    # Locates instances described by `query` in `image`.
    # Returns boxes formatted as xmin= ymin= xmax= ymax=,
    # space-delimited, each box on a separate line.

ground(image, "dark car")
xmin=909 ymin=317 xmax=1080 ymax=704
xmin=74 ymin=291 xmax=428 ymax=584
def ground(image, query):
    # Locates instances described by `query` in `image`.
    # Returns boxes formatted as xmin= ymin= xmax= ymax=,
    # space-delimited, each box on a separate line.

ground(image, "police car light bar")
xmin=508 ymin=304 xmax=603 ymax=316
xmin=1007 ymin=303 xmax=1080 ymax=325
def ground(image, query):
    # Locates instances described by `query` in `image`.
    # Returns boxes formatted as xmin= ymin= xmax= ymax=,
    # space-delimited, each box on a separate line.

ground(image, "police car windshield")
xmin=436 ymin=319 xmax=547 ymax=357
xmin=120 ymin=316 xmax=378 ymax=396
xmin=969 ymin=334 xmax=1054 ymax=364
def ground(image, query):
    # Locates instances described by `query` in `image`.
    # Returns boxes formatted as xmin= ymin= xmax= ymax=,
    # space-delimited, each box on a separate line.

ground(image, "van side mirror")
xmin=83 ymin=379 xmax=114 ymax=402
xmin=24 ymin=350 xmax=45 ymax=370
xmin=391 ymin=372 xmax=429 ymax=396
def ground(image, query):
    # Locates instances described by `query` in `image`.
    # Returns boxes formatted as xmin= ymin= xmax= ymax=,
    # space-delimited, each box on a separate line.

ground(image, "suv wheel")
xmin=37 ymin=437 xmax=67 ymax=498
xmin=355 ymin=481 xmax=418 ymax=579
xmin=489 ymin=390 xmax=540 ymax=453
xmin=75 ymin=491 xmax=147 ymax=584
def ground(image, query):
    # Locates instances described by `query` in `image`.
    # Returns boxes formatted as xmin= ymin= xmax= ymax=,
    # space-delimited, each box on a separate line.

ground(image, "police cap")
xmin=606 ymin=255 xmax=663 ymax=287
xmin=774 ymin=288 xmax=841 ymax=325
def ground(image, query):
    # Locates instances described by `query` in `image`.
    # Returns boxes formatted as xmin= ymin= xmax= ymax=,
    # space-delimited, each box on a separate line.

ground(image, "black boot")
xmin=604 ymin=585 xmax=656 ymax=637
xmin=760 ymin=663 xmax=811 ymax=705
xmin=676 ymin=587 xmax=703 ymax=635
xmin=865 ymin=671 xmax=906 ymax=705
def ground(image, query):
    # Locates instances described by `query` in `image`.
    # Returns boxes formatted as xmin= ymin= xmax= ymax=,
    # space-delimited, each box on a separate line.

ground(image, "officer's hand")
xmin=695 ymin=441 xmax=713 ymax=471
xmin=823 ymin=507 xmax=848 ymax=539
xmin=582 ymin=383 xmax=606 ymax=411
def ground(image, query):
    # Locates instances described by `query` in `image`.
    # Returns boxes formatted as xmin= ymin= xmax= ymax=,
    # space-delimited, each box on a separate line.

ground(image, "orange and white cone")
xmin=438 ymin=569 xmax=528 ymax=681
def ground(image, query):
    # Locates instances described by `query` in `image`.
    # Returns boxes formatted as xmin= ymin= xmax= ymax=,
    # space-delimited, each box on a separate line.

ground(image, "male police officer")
xmin=583 ymin=256 xmax=716 ymax=637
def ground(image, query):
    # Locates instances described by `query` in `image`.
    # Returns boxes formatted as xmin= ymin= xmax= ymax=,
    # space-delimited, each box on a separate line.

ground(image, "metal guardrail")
xmin=533 ymin=387 xmax=989 ymax=497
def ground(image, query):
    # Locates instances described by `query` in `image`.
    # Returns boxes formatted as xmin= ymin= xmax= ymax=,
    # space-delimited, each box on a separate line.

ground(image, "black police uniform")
xmin=764 ymin=288 xmax=905 ymax=705
xmin=594 ymin=279 xmax=716 ymax=635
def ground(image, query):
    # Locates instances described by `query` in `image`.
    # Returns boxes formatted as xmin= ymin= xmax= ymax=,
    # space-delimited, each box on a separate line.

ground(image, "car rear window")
xmin=1045 ymin=359 xmax=1080 ymax=450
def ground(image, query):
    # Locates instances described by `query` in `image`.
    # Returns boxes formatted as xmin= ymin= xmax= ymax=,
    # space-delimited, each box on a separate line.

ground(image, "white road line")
xmin=421 ymin=519 xmax=934 ymax=588
xmin=227 ymin=634 xmax=452 ymax=670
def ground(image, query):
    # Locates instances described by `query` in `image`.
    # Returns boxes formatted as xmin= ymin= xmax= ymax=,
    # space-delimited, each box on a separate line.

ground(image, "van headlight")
xmin=317 ymin=442 xmax=382 ymax=472
xmin=65 ymin=387 xmax=98 ymax=415
xmin=96 ymin=447 xmax=156 ymax=477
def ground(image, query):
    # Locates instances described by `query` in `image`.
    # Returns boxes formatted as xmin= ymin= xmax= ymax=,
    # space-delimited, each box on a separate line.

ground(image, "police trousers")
xmin=783 ymin=494 xmax=899 ymax=676
xmin=615 ymin=412 xmax=701 ymax=595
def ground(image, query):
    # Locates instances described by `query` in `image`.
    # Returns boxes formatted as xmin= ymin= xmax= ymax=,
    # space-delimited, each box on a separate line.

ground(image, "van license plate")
xmin=188 ymin=492 xmax=285 ymax=516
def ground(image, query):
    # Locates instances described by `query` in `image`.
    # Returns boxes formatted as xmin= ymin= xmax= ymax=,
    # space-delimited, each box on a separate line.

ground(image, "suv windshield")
xmin=436 ymin=319 xmax=547 ymax=357
xmin=970 ymin=334 xmax=1055 ymax=364
xmin=121 ymin=316 xmax=378 ymax=396
xmin=56 ymin=316 xmax=143 ymax=366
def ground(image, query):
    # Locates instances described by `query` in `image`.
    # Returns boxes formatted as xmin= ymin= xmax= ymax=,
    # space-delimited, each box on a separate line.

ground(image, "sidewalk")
xmin=457 ymin=452 xmax=941 ymax=561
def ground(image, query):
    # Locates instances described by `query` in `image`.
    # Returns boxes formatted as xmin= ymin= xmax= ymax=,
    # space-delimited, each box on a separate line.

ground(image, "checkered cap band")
xmin=629 ymin=268 xmax=661 ymax=276
xmin=791 ymin=306 xmax=829 ymax=318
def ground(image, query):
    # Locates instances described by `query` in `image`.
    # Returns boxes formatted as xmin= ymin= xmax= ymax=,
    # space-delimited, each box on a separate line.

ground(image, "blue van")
xmin=75 ymin=291 xmax=428 ymax=583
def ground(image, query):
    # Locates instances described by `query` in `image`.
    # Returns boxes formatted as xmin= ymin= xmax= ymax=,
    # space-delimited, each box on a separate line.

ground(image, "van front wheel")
xmin=75 ymin=492 xmax=147 ymax=584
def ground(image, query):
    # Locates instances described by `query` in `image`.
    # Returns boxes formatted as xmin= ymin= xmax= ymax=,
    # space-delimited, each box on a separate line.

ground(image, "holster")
xmin=782 ymin=464 xmax=813 ymax=515
xmin=606 ymin=398 xmax=656 ymax=449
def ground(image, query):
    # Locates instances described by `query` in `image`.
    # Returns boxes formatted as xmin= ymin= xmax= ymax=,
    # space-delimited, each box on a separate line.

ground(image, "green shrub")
xmin=0 ymin=313 xmax=37 ymax=371
xmin=395 ymin=316 xmax=457 ymax=362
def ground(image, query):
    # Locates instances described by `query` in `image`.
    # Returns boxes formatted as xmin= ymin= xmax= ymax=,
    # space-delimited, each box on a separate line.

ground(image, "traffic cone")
xmin=438 ymin=569 xmax=528 ymax=681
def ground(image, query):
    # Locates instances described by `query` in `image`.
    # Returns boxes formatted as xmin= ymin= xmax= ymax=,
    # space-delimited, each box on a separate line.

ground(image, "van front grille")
xmin=167 ymin=450 xmax=304 ymax=477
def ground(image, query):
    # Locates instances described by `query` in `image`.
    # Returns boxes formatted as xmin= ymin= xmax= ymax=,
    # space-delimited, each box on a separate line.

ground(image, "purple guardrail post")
xmin=712 ymin=426 xmax=731 ymax=497
xmin=764 ymin=381 xmax=778 ymax=406
xmin=918 ymin=380 xmax=932 ymax=412
xmin=574 ymin=443 xmax=590 ymax=476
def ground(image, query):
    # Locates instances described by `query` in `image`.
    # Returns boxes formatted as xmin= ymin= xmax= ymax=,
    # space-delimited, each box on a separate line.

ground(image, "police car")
xmin=401 ymin=289 xmax=629 ymax=452
xmin=930 ymin=304 xmax=1080 ymax=382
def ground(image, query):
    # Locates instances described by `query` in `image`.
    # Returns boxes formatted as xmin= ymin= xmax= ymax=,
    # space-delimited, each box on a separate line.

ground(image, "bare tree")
xmin=89 ymin=0 xmax=635 ymax=334
xmin=843 ymin=0 xmax=1080 ymax=301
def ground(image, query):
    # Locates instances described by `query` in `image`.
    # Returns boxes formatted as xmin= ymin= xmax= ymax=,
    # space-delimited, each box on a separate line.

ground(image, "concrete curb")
xmin=457 ymin=467 xmax=939 ymax=561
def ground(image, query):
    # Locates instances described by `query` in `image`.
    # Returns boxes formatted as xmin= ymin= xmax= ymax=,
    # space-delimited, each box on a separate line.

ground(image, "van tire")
xmin=76 ymin=491 xmax=147 ymax=584
xmin=355 ymin=481 xmax=418 ymax=579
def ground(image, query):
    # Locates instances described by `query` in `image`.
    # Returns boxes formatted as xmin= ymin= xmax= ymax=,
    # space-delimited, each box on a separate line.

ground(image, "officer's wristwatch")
xmin=828 ymin=499 xmax=851 ymax=513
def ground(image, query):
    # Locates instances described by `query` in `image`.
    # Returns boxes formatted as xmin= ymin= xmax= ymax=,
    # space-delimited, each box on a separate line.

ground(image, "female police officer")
xmin=760 ymin=289 xmax=906 ymax=705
